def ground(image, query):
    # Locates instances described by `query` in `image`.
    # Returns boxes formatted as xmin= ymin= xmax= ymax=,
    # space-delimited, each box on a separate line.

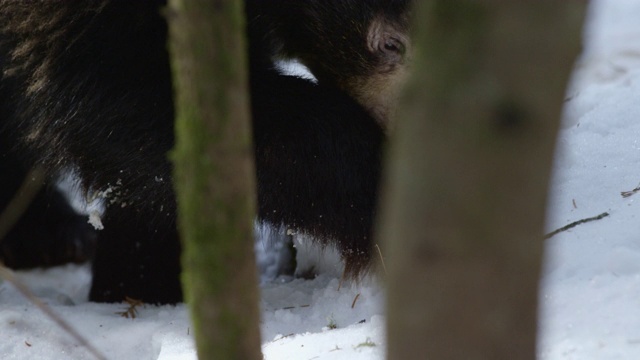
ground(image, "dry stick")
xmin=621 ymin=182 xmax=640 ymax=198
xmin=544 ymin=212 xmax=610 ymax=240
xmin=0 ymin=167 xmax=45 ymax=242
xmin=374 ymin=244 xmax=387 ymax=275
xmin=351 ymin=293 xmax=361 ymax=309
xmin=0 ymin=166 xmax=107 ymax=360
xmin=0 ymin=266 xmax=107 ymax=360
xmin=337 ymin=270 xmax=345 ymax=292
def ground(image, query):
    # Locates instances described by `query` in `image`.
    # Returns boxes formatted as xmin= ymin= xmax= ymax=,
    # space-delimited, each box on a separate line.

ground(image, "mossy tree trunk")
xmin=381 ymin=2 xmax=586 ymax=359
xmin=168 ymin=1 xmax=262 ymax=359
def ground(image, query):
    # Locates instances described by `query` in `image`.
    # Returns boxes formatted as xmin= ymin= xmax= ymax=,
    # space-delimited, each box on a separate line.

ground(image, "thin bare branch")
xmin=0 ymin=166 xmax=45 ymax=243
xmin=0 ymin=265 xmax=107 ymax=360
xmin=621 ymin=182 xmax=640 ymax=198
xmin=0 ymin=166 xmax=107 ymax=360
xmin=544 ymin=212 xmax=610 ymax=240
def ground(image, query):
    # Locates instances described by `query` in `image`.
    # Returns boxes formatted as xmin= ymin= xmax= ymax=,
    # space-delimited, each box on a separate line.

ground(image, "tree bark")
xmin=381 ymin=2 xmax=586 ymax=359
xmin=168 ymin=1 xmax=262 ymax=359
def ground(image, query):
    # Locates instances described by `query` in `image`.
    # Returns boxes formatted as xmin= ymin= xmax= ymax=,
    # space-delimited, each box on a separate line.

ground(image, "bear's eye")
xmin=380 ymin=37 xmax=405 ymax=56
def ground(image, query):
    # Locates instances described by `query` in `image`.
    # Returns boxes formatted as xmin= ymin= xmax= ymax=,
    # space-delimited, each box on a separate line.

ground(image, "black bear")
xmin=0 ymin=0 xmax=412 ymax=304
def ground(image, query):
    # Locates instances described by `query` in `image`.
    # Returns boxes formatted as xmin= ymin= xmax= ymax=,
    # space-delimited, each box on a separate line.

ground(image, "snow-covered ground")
xmin=1 ymin=1 xmax=640 ymax=359
xmin=539 ymin=0 xmax=640 ymax=358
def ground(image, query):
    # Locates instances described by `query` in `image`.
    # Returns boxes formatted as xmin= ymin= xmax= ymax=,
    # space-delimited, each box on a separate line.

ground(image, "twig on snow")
xmin=544 ymin=212 xmax=610 ymax=240
xmin=0 ymin=265 xmax=107 ymax=360
xmin=621 ymin=182 xmax=640 ymax=198
xmin=0 ymin=166 xmax=107 ymax=360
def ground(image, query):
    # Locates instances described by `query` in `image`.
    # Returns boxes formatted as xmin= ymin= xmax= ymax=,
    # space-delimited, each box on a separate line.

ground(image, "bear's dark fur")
xmin=0 ymin=0 xmax=408 ymax=303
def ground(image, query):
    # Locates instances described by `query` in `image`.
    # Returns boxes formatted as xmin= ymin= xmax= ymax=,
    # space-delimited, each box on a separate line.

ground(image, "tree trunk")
xmin=168 ymin=1 xmax=262 ymax=359
xmin=381 ymin=2 xmax=586 ymax=359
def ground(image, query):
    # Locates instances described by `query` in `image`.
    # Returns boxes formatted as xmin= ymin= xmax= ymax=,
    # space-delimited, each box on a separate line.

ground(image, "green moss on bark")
xmin=168 ymin=0 xmax=261 ymax=359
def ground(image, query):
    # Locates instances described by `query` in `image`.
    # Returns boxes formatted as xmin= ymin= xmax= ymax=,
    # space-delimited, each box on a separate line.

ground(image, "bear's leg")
xmin=89 ymin=205 xmax=182 ymax=304
xmin=251 ymin=68 xmax=385 ymax=279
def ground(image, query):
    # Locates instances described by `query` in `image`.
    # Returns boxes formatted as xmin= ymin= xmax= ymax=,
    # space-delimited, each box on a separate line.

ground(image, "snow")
xmin=1 ymin=1 xmax=640 ymax=358
xmin=87 ymin=211 xmax=104 ymax=231
xmin=538 ymin=0 xmax=640 ymax=358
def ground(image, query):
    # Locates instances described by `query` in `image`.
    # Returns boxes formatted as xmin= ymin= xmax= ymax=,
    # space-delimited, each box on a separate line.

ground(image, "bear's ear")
xmin=246 ymin=0 xmax=413 ymax=128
